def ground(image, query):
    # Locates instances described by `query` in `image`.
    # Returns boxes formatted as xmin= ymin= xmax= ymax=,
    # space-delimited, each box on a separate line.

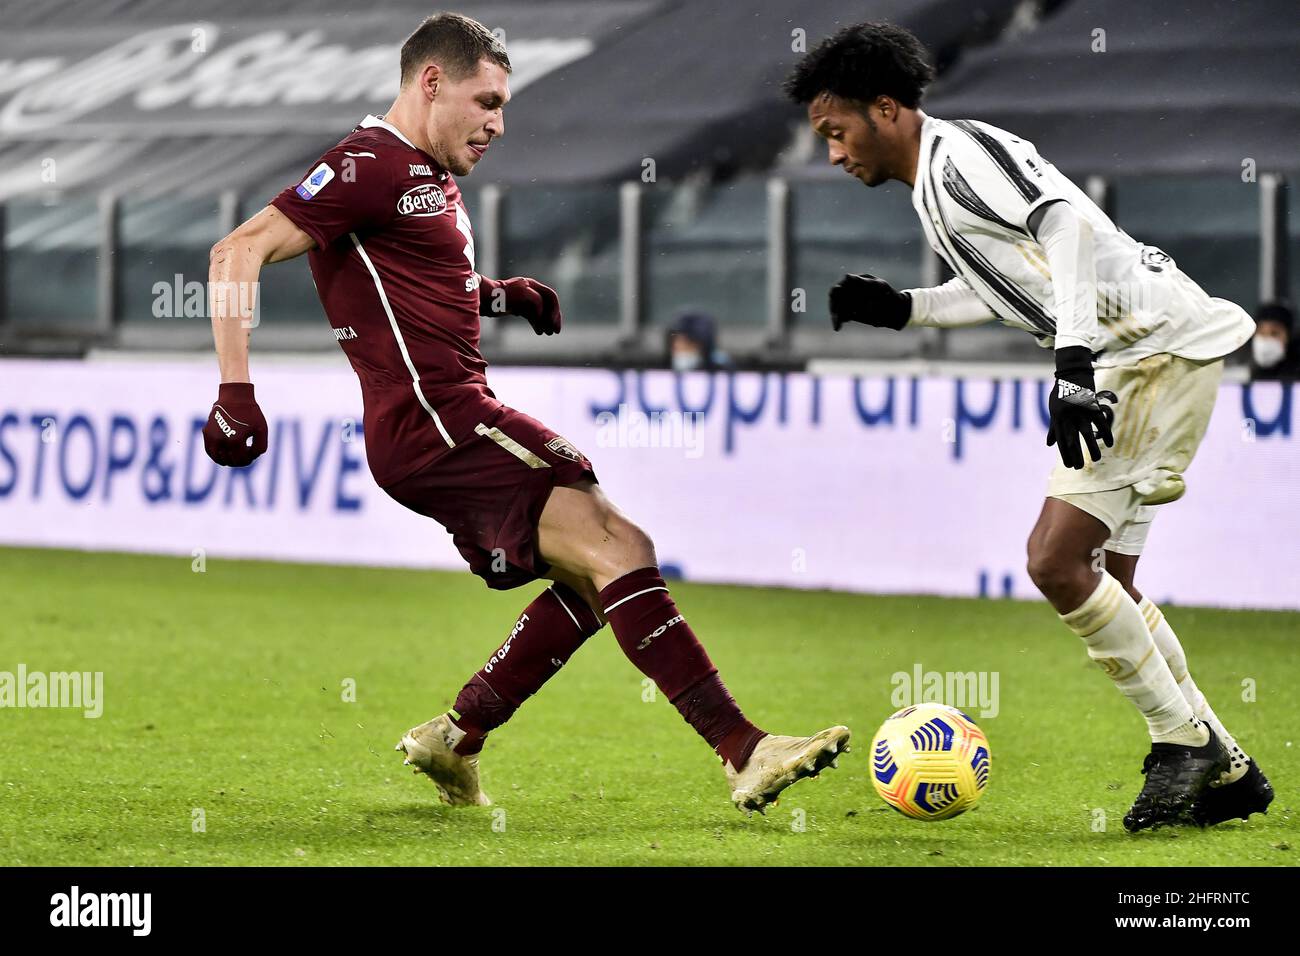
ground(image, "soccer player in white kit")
xmin=786 ymin=21 xmax=1273 ymax=831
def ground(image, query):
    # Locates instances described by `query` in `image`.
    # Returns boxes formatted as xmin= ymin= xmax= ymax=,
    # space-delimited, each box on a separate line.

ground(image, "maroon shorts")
xmin=381 ymin=404 xmax=596 ymax=590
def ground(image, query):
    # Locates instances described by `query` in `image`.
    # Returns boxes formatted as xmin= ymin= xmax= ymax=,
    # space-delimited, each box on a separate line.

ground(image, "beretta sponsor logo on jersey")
xmin=396 ymin=183 xmax=447 ymax=217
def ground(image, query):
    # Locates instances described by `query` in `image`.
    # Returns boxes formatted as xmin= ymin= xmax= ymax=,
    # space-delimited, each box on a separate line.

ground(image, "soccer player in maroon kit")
xmin=202 ymin=13 xmax=848 ymax=814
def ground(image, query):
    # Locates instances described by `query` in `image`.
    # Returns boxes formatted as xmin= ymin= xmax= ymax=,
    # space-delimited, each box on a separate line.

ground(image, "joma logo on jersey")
xmin=397 ymin=183 xmax=447 ymax=217
xmin=409 ymin=163 xmax=433 ymax=177
xmin=638 ymin=614 xmax=684 ymax=651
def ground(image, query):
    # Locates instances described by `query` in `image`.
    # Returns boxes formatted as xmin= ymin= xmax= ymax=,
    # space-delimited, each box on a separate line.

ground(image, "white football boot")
xmin=725 ymin=726 xmax=851 ymax=815
xmin=395 ymin=713 xmax=492 ymax=806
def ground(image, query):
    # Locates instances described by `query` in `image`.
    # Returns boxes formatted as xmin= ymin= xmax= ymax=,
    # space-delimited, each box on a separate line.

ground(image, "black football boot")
xmin=1190 ymin=760 xmax=1274 ymax=827
xmin=1123 ymin=726 xmax=1229 ymax=832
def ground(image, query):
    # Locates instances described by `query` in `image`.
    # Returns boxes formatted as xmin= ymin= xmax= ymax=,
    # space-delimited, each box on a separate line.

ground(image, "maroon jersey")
xmin=270 ymin=114 xmax=499 ymax=486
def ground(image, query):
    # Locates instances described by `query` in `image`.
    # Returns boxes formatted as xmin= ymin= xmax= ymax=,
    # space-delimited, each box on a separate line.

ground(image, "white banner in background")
xmin=0 ymin=358 xmax=1297 ymax=610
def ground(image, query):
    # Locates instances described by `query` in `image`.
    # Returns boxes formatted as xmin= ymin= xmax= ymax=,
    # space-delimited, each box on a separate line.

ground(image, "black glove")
xmin=828 ymin=274 xmax=911 ymax=331
xmin=1047 ymin=346 xmax=1118 ymax=469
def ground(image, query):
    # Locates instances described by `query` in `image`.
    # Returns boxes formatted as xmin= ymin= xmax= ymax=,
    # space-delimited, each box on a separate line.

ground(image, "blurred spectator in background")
xmin=667 ymin=310 xmax=730 ymax=372
xmin=1249 ymin=301 xmax=1300 ymax=381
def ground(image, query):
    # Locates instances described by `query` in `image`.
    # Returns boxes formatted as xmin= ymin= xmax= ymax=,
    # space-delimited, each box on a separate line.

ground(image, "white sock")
xmin=1140 ymin=596 xmax=1249 ymax=784
xmin=1061 ymin=573 xmax=1206 ymax=746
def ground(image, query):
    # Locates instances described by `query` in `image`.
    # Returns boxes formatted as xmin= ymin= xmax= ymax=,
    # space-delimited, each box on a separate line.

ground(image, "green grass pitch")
xmin=0 ymin=546 xmax=1294 ymax=867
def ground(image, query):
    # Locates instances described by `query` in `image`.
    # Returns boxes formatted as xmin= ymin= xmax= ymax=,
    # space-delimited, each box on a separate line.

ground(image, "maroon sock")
xmin=598 ymin=567 xmax=766 ymax=769
xmin=451 ymin=583 xmax=602 ymax=754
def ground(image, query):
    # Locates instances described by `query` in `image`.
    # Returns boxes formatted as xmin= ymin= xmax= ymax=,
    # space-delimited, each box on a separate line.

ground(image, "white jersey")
xmin=906 ymin=115 xmax=1255 ymax=367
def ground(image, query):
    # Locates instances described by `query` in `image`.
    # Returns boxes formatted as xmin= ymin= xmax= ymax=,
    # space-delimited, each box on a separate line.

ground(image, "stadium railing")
xmin=0 ymin=173 xmax=1290 ymax=369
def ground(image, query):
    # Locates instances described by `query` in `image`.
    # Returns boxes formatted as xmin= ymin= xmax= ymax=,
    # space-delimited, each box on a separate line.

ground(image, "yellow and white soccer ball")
xmin=870 ymin=702 xmax=990 ymax=820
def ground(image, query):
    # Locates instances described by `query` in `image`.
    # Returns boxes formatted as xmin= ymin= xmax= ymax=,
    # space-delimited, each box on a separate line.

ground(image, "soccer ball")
xmin=870 ymin=702 xmax=990 ymax=820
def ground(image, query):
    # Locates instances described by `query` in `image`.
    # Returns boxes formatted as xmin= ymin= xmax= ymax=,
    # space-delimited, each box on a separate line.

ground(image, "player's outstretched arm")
xmin=208 ymin=206 xmax=315 ymax=381
xmin=477 ymin=274 xmax=562 ymax=335
xmin=902 ymin=276 xmax=997 ymax=329
xmin=202 ymin=206 xmax=315 ymax=467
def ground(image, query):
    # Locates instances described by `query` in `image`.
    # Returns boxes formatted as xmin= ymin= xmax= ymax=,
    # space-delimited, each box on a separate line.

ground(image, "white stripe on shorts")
xmin=475 ymin=423 xmax=549 ymax=469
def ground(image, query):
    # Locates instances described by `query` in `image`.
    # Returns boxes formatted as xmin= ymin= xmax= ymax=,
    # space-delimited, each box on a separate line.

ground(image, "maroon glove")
xmin=203 ymin=382 xmax=268 ymax=467
xmin=478 ymin=276 xmax=562 ymax=335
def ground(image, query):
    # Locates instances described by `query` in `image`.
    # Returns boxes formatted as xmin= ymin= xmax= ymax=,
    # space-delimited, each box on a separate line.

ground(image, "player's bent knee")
xmin=602 ymin=513 xmax=656 ymax=570
xmin=569 ymin=508 xmax=656 ymax=588
xmin=1024 ymin=534 xmax=1048 ymax=587
xmin=541 ymin=484 xmax=657 ymax=585
xmin=1026 ymin=543 xmax=1079 ymax=600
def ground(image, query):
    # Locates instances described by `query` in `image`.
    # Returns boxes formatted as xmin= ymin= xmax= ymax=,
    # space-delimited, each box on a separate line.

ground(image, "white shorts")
xmin=1047 ymin=353 xmax=1223 ymax=553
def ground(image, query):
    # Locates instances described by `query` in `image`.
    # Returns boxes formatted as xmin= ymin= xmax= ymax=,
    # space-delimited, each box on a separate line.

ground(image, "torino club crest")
xmin=545 ymin=436 xmax=584 ymax=462
xmin=397 ymin=183 xmax=447 ymax=217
